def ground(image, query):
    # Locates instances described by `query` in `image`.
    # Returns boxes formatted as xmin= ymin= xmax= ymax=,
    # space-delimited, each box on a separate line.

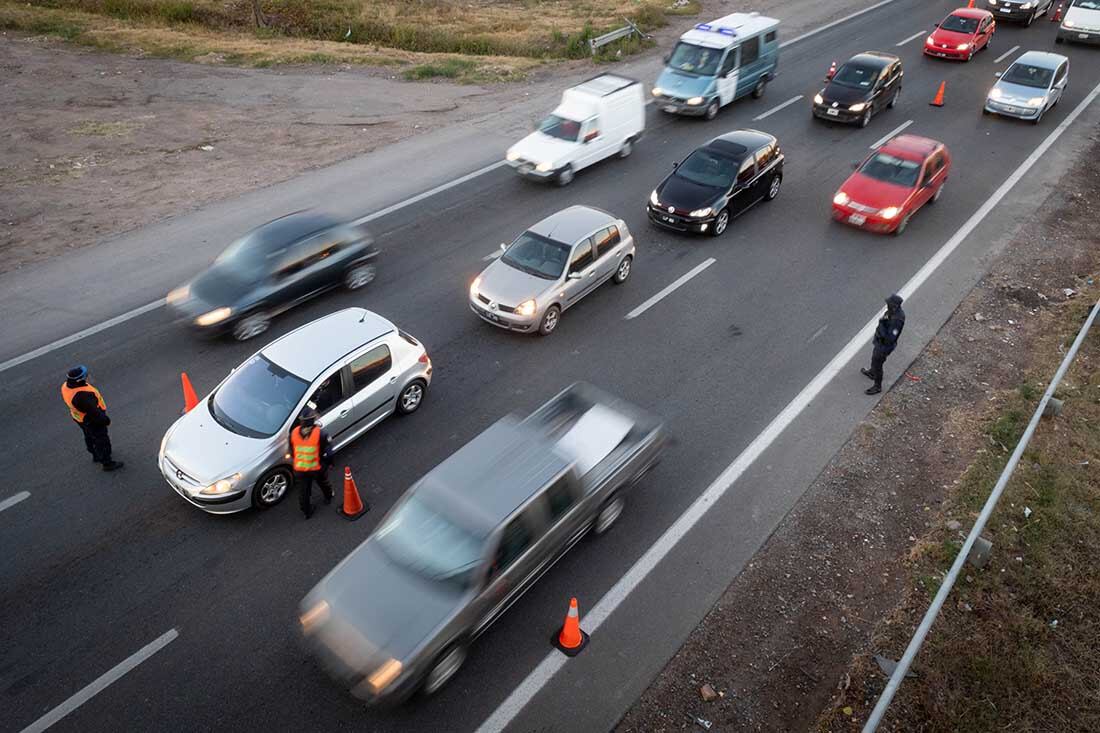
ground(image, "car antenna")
xmin=359 ymin=310 xmax=367 ymax=323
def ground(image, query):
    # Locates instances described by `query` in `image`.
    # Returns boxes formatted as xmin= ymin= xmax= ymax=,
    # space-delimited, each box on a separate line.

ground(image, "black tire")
xmin=709 ymin=208 xmax=730 ymax=237
xmin=859 ymin=109 xmax=872 ymax=128
xmin=704 ymin=100 xmax=719 ymax=121
xmin=537 ymin=305 xmax=561 ymax=336
xmin=888 ymin=88 xmax=899 ymax=109
xmin=752 ymin=78 xmax=767 ymax=99
xmin=593 ymin=493 xmax=625 ymax=535
xmin=344 ymin=263 xmax=376 ymax=290
xmin=556 ymin=165 xmax=574 ymax=187
xmin=612 ymin=255 xmax=632 ymax=284
xmin=422 ymin=641 xmax=468 ymax=696
xmin=893 ymin=212 xmax=912 ymax=236
xmin=1055 ymin=35 xmax=1064 ymax=44
xmin=765 ymin=173 xmax=782 ymax=201
xmin=396 ymin=379 xmax=426 ymax=415
xmin=1024 ymin=11 xmax=1034 ymax=26
xmin=251 ymin=466 xmax=292 ymax=509
xmin=618 ymin=138 xmax=634 ymax=159
xmin=232 ymin=311 xmax=271 ymax=342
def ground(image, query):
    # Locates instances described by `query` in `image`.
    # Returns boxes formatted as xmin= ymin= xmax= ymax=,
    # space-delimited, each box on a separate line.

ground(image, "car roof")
xmin=571 ymin=73 xmax=639 ymax=97
xmin=707 ymin=129 xmax=775 ymax=158
xmin=528 ymin=205 xmax=618 ymax=244
xmin=415 ymin=418 xmax=572 ymax=536
xmin=680 ymin=13 xmax=779 ymax=49
xmin=948 ymin=7 xmax=991 ymax=19
xmin=252 ymin=211 xmax=339 ymax=245
xmin=1012 ymin=50 xmax=1069 ymax=69
xmin=879 ymin=134 xmax=942 ymax=161
xmin=261 ymin=308 xmax=395 ymax=379
xmin=846 ymin=51 xmax=899 ymax=68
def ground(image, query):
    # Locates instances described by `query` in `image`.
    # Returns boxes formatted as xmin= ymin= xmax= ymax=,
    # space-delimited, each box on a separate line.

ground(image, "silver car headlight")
xmin=470 ymin=276 xmax=481 ymax=299
xmin=1026 ymin=96 xmax=1045 ymax=107
xmin=1063 ymin=19 xmax=1074 ymax=26
xmin=689 ymin=207 xmax=712 ymax=218
xmin=988 ymin=87 xmax=1003 ymax=100
xmin=195 ymin=307 xmax=232 ymax=327
xmin=515 ymin=299 xmax=537 ymax=317
xmin=535 ymin=161 xmax=553 ymax=172
xmin=1021 ymin=2 xmax=1033 ymax=9
xmin=200 ymin=472 xmax=242 ymax=495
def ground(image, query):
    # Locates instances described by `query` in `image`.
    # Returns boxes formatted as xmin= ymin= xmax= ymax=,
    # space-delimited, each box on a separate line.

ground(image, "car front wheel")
xmin=556 ymin=165 xmax=574 ymax=186
xmin=859 ymin=109 xmax=872 ymax=128
xmin=752 ymin=78 xmax=767 ymax=99
xmin=397 ymin=379 xmax=426 ymax=415
xmin=893 ymin=212 xmax=912 ymax=236
xmin=593 ymin=494 xmax=625 ymax=535
xmin=709 ymin=208 xmax=730 ymax=237
xmin=704 ymin=100 xmax=719 ymax=120
xmin=252 ymin=467 xmax=292 ymax=509
xmin=538 ymin=305 xmax=561 ymax=336
xmin=422 ymin=641 xmax=468 ymax=696
xmin=344 ymin=263 xmax=376 ymax=290
xmin=232 ymin=312 xmax=270 ymax=342
xmin=766 ymin=173 xmax=782 ymax=201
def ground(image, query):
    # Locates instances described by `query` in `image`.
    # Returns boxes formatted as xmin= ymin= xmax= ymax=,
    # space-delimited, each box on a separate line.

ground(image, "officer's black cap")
xmin=886 ymin=294 xmax=903 ymax=307
xmin=67 ymin=365 xmax=89 ymax=381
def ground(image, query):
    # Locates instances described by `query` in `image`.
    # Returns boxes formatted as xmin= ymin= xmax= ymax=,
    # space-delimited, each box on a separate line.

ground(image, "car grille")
xmin=847 ymin=200 xmax=878 ymax=214
xmin=164 ymin=456 xmax=201 ymax=487
xmin=475 ymin=293 xmax=517 ymax=314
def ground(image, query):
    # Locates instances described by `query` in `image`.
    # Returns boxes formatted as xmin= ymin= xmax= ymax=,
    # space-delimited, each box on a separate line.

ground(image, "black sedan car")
xmin=166 ymin=211 xmax=378 ymax=341
xmin=812 ymin=51 xmax=903 ymax=128
xmin=647 ymin=129 xmax=783 ymax=237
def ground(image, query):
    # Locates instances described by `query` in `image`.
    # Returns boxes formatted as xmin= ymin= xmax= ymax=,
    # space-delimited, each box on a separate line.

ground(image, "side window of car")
xmin=593 ymin=227 xmax=619 ymax=258
xmin=740 ymin=36 xmax=760 ymax=66
xmin=755 ymin=143 xmax=776 ymax=170
xmin=491 ymin=516 xmax=533 ymax=578
xmin=309 ymin=372 xmax=346 ymax=414
xmin=349 ymin=344 xmax=392 ymax=393
xmin=274 ymin=243 xmax=310 ymax=279
xmin=736 ymin=156 xmax=756 ymax=187
xmin=1055 ymin=63 xmax=1067 ymax=85
xmin=544 ymin=476 xmax=576 ymax=521
xmin=720 ymin=48 xmax=738 ymax=76
xmin=569 ymin=239 xmax=594 ymax=273
xmin=764 ymin=30 xmax=777 ymax=44
xmin=583 ymin=116 xmax=601 ymax=143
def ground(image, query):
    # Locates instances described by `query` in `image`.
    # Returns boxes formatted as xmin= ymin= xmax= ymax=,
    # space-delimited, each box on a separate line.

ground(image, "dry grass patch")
xmin=68 ymin=119 xmax=145 ymax=136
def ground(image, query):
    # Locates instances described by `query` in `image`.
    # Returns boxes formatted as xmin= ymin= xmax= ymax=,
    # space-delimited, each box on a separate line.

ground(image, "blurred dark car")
xmin=166 ymin=211 xmax=378 ymax=341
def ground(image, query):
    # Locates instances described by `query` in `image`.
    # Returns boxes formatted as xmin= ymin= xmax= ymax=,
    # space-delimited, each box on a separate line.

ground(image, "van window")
xmin=740 ymin=36 xmax=760 ymax=66
xmin=719 ymin=49 xmax=738 ymax=77
xmin=764 ymin=30 xmax=777 ymax=44
xmin=582 ymin=117 xmax=601 ymax=143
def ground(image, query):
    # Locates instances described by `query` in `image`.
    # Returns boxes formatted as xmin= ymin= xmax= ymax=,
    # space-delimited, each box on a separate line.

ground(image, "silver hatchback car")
xmin=159 ymin=308 xmax=433 ymax=514
xmin=469 ymin=205 xmax=635 ymax=336
xmin=984 ymin=50 xmax=1069 ymax=123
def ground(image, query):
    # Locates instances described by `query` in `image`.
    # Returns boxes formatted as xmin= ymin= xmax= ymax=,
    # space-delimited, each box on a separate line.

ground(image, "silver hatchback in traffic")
xmin=158 ymin=308 xmax=432 ymax=514
xmin=469 ymin=205 xmax=635 ymax=336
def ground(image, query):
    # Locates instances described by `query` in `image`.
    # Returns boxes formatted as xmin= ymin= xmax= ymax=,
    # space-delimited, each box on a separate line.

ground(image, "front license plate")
xmin=663 ymin=104 xmax=677 ymax=113
xmin=1081 ymin=33 xmax=1090 ymax=39
xmin=662 ymin=216 xmax=676 ymax=223
xmin=1000 ymin=7 xmax=1011 ymax=12
xmin=848 ymin=214 xmax=866 ymax=226
xmin=826 ymin=108 xmax=839 ymax=116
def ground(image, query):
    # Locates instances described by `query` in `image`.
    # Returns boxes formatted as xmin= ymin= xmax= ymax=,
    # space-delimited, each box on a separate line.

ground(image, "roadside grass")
xmin=68 ymin=120 xmax=145 ymax=136
xmin=820 ymin=295 xmax=1100 ymax=731
xmin=3 ymin=0 xmax=698 ymax=77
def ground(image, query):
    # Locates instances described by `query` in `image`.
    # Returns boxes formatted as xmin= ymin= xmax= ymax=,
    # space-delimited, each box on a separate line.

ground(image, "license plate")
xmin=1000 ymin=7 xmax=1011 ymax=12
xmin=848 ymin=214 xmax=866 ymax=226
xmin=662 ymin=216 xmax=676 ymax=223
xmin=826 ymin=108 xmax=839 ymax=116
xmin=483 ymin=311 xmax=501 ymax=323
xmin=1081 ymin=33 xmax=1090 ymax=39
xmin=663 ymin=104 xmax=678 ymax=113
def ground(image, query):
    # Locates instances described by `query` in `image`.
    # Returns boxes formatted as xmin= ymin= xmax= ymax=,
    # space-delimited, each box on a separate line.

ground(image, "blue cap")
xmin=67 ymin=365 xmax=88 ymax=381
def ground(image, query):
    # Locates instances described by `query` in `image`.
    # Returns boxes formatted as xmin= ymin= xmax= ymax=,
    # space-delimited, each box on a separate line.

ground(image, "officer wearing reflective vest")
xmin=61 ymin=365 xmax=123 ymax=471
xmin=290 ymin=406 xmax=333 ymax=519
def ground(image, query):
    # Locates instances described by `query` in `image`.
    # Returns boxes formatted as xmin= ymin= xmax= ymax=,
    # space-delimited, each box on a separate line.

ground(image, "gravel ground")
xmin=615 ymin=131 xmax=1100 ymax=733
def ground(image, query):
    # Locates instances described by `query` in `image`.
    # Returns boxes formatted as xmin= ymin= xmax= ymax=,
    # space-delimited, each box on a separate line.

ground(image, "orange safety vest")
xmin=61 ymin=383 xmax=106 ymax=423
xmin=290 ymin=427 xmax=322 ymax=472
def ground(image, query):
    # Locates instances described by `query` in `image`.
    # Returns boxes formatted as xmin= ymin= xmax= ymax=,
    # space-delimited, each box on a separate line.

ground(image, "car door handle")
xmin=339 ymin=409 xmax=350 ymax=418
xmin=389 ymin=376 xmax=397 ymax=384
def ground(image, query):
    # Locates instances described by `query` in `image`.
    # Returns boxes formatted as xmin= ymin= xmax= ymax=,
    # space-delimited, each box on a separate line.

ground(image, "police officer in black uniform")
xmin=861 ymin=294 xmax=906 ymax=395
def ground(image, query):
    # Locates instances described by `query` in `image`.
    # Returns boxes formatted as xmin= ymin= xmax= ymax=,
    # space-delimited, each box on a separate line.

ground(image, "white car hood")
xmin=162 ymin=403 xmax=270 ymax=486
xmin=508 ymin=131 xmax=579 ymax=166
xmin=1065 ymin=6 xmax=1100 ymax=30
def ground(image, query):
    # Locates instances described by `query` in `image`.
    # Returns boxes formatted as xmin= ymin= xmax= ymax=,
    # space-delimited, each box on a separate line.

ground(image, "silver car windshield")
xmin=210 ymin=355 xmax=309 ymax=439
xmin=375 ymin=495 xmax=484 ymax=586
xmin=1001 ymin=63 xmax=1054 ymax=89
xmin=501 ymin=231 xmax=570 ymax=280
xmin=860 ymin=152 xmax=921 ymax=188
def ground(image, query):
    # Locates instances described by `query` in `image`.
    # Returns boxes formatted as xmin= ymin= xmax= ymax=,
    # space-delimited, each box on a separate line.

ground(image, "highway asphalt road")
xmin=3 ymin=2 xmax=1099 ymax=731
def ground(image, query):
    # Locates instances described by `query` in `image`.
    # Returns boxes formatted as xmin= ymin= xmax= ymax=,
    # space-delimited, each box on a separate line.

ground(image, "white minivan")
xmin=506 ymin=73 xmax=645 ymax=186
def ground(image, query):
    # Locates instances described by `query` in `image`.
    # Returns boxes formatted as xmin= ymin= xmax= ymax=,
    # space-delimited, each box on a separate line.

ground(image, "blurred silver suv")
xmin=469 ymin=205 xmax=635 ymax=336
xmin=158 ymin=308 xmax=432 ymax=514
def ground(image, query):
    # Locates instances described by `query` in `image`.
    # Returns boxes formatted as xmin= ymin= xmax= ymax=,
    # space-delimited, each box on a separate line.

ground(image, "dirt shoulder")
xmin=615 ymin=132 xmax=1100 ymax=730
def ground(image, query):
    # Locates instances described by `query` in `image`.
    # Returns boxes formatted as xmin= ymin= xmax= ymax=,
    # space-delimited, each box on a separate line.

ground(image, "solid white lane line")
xmin=870 ymin=119 xmax=913 ymax=149
xmin=994 ymin=45 xmax=1020 ymax=64
xmin=352 ymin=160 xmax=507 ymax=226
xmin=753 ymin=95 xmax=804 ymax=121
xmin=895 ymin=30 xmax=926 ymax=46
xmin=475 ymin=76 xmax=1100 ymax=733
xmin=624 ymin=259 xmax=715 ymax=320
xmin=20 ymin=629 xmax=178 ymax=733
xmin=0 ymin=491 xmax=30 ymax=513
xmin=779 ymin=0 xmax=902 ymax=48
xmin=0 ymin=299 xmax=165 ymax=375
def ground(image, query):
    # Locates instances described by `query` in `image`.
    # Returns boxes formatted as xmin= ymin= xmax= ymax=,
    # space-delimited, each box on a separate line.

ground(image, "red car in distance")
xmin=924 ymin=8 xmax=995 ymax=61
xmin=832 ymin=134 xmax=951 ymax=235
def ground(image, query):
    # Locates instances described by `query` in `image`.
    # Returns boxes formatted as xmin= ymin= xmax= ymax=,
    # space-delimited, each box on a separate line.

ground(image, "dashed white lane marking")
xmin=994 ymin=45 xmax=1020 ymax=64
xmin=0 ymin=491 xmax=30 ymax=514
xmin=870 ymin=119 xmax=913 ymax=149
xmin=753 ymin=95 xmax=804 ymax=121
xmin=20 ymin=629 xmax=179 ymax=733
xmin=808 ymin=324 xmax=829 ymax=344
xmin=624 ymin=258 xmax=715 ymax=321
xmin=895 ymin=30 xmax=926 ymax=46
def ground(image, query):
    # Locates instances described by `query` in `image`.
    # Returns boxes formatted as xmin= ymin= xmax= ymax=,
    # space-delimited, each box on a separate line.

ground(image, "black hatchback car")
xmin=647 ymin=129 xmax=783 ymax=237
xmin=812 ymin=51 xmax=903 ymax=128
xmin=166 ymin=211 xmax=378 ymax=341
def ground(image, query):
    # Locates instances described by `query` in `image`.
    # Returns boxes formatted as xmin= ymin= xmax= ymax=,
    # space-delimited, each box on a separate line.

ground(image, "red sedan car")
xmin=832 ymin=134 xmax=950 ymax=235
xmin=924 ymin=8 xmax=995 ymax=61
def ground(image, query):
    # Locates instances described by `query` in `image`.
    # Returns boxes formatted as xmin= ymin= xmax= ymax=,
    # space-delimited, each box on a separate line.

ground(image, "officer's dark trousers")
xmin=296 ymin=469 xmax=334 ymax=515
xmin=869 ymin=347 xmax=890 ymax=388
xmin=77 ymin=421 xmax=112 ymax=463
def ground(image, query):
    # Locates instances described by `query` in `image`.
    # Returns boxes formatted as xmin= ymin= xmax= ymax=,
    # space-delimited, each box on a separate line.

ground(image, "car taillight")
xmin=418 ymin=353 xmax=429 ymax=364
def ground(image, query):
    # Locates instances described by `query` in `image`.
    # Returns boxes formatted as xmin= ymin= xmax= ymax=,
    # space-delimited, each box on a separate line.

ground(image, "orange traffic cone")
xmin=181 ymin=372 xmax=199 ymax=413
xmin=930 ymin=81 xmax=946 ymax=107
xmin=967 ymin=0 xmax=974 ymax=8
xmin=826 ymin=60 xmax=837 ymax=80
xmin=552 ymin=597 xmax=589 ymax=656
xmin=340 ymin=466 xmax=369 ymax=520
xmin=1051 ymin=2 xmax=1063 ymax=21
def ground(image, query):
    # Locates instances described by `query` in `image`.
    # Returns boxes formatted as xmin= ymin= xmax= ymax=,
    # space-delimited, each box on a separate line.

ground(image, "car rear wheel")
xmin=709 ymin=208 xmax=730 ymax=237
xmin=618 ymin=138 xmax=633 ymax=159
xmin=593 ymin=494 xmax=625 ymax=535
xmin=752 ymin=78 xmax=767 ymax=99
xmin=556 ymin=165 xmax=574 ymax=186
xmin=252 ymin=467 xmax=292 ymax=509
xmin=765 ymin=173 xmax=782 ymax=201
xmin=396 ymin=379 xmax=426 ymax=415
xmin=704 ymin=100 xmax=719 ymax=121
xmin=232 ymin=312 xmax=270 ymax=342
xmin=344 ymin=263 xmax=376 ymax=290
xmin=538 ymin=305 xmax=561 ymax=336
xmin=423 ymin=642 xmax=468 ymax=696
xmin=612 ymin=255 xmax=632 ymax=284
xmin=859 ymin=109 xmax=872 ymax=128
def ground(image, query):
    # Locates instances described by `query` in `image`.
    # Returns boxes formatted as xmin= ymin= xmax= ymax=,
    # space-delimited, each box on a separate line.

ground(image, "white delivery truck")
xmin=506 ymin=73 xmax=645 ymax=186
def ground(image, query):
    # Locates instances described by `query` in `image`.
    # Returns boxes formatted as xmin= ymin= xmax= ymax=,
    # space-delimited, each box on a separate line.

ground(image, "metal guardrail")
xmin=863 ymin=294 xmax=1100 ymax=732
xmin=588 ymin=18 xmax=645 ymax=54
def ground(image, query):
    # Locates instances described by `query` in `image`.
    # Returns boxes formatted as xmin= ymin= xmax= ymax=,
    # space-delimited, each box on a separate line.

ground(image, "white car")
xmin=159 ymin=308 xmax=432 ymax=514
xmin=1057 ymin=0 xmax=1100 ymax=44
xmin=505 ymin=73 xmax=645 ymax=186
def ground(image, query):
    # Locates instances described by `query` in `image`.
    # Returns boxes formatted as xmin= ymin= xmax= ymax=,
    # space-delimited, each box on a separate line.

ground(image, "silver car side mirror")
xmin=567 ymin=272 xmax=583 ymax=280
xmin=994 ymin=71 xmax=1002 ymax=78
xmin=499 ymin=242 xmax=507 ymax=252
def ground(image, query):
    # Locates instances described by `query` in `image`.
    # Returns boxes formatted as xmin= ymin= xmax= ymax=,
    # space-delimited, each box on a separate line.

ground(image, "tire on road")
xmin=252 ymin=466 xmax=292 ymax=509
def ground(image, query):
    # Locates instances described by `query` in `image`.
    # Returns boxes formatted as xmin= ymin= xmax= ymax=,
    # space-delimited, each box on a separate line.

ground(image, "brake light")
xmin=418 ymin=353 xmax=429 ymax=364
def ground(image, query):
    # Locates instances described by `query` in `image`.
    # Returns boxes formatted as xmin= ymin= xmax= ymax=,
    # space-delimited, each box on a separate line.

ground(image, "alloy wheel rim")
xmin=236 ymin=316 xmax=268 ymax=341
xmin=402 ymin=384 xmax=423 ymax=411
xmin=425 ymin=647 xmax=465 ymax=694
xmin=261 ymin=473 xmax=287 ymax=504
xmin=560 ymin=168 xmax=573 ymax=184
xmin=716 ymin=211 xmax=728 ymax=234
xmin=706 ymin=102 xmax=718 ymax=119
xmin=544 ymin=310 xmax=558 ymax=332
xmin=346 ymin=265 xmax=376 ymax=289
xmin=618 ymin=259 xmax=631 ymax=280
xmin=769 ymin=176 xmax=781 ymax=199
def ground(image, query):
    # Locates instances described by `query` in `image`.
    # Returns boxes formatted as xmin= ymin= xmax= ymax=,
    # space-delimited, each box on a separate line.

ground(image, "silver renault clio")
xmin=158 ymin=308 xmax=433 ymax=514
xmin=469 ymin=205 xmax=635 ymax=336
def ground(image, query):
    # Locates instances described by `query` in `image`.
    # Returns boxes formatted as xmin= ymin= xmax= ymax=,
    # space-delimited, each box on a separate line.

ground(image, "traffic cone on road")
xmin=552 ymin=597 xmax=589 ymax=656
xmin=181 ymin=372 xmax=199 ymax=413
xmin=826 ymin=60 xmax=837 ymax=80
xmin=930 ymin=81 xmax=946 ymax=107
xmin=967 ymin=0 xmax=975 ymax=8
xmin=1051 ymin=2 xmax=1063 ymax=21
xmin=340 ymin=466 xmax=369 ymax=520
